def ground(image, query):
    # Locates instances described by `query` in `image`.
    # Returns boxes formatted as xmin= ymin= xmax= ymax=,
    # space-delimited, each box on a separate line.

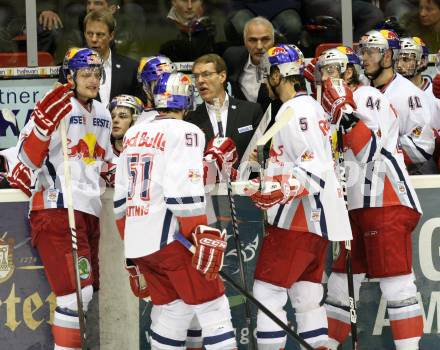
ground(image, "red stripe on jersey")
xmin=390 ymin=315 xmax=423 ymax=340
xmin=383 ymin=176 xmax=401 ymax=206
xmin=289 ymin=201 xmax=308 ymax=232
xmin=22 ymin=130 xmax=50 ymax=168
xmin=327 ymin=317 xmax=351 ymax=344
xmin=402 ymin=149 xmax=413 ymax=166
xmin=52 ymin=324 xmax=81 ymax=348
xmin=344 ymin=120 xmax=371 ymax=156
xmin=116 ymin=217 xmax=126 ymax=240
xmin=177 ymin=215 xmax=208 ymax=238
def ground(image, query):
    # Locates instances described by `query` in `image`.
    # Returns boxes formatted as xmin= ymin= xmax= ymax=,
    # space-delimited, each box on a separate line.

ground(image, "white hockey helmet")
xmin=109 ymin=94 xmax=143 ymax=121
xmin=399 ymin=37 xmax=424 ymax=62
xmin=358 ymin=29 xmax=400 ymax=57
xmin=153 ymin=72 xmax=194 ymax=110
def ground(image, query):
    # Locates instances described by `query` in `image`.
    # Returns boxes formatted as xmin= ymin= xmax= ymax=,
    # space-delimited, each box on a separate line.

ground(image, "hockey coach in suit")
xmin=186 ymin=53 xmax=263 ymax=165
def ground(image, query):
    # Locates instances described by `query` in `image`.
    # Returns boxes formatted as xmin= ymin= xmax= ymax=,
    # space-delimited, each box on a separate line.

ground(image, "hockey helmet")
xmin=109 ymin=94 xmax=143 ymax=117
xmin=63 ymin=47 xmax=104 ymax=79
xmin=399 ymin=37 xmax=424 ymax=62
xmin=266 ymin=44 xmax=305 ymax=77
xmin=358 ymin=29 xmax=400 ymax=59
xmin=137 ymin=55 xmax=176 ymax=85
xmin=153 ymin=72 xmax=194 ymax=110
xmin=318 ymin=46 xmax=360 ymax=75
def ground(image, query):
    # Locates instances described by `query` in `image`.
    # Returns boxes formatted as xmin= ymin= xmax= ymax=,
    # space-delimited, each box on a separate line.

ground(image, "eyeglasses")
xmin=193 ymin=71 xmax=218 ymax=81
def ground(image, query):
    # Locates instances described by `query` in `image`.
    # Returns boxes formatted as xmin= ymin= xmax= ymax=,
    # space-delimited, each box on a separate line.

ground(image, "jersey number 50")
xmin=127 ymin=153 xmax=154 ymax=201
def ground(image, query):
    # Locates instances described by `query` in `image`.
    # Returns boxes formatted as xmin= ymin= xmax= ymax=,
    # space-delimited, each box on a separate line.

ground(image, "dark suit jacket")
xmin=59 ymin=51 xmax=145 ymax=103
xmin=185 ymin=96 xmax=263 ymax=164
xmin=223 ymin=45 xmax=282 ymax=116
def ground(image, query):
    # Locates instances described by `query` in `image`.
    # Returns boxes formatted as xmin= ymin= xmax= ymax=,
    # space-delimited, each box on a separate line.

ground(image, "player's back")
xmin=118 ymin=116 xmax=207 ymax=258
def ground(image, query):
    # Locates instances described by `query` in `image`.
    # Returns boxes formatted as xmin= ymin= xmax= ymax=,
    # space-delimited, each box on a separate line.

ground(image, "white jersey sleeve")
xmin=265 ymin=94 xmax=351 ymax=242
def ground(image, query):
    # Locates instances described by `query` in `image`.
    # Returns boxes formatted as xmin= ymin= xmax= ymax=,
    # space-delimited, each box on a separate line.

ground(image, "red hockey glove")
xmin=100 ymin=161 xmax=116 ymax=188
xmin=244 ymin=175 xmax=305 ymax=210
xmin=433 ymin=74 xmax=440 ymax=99
xmin=125 ymin=259 xmax=151 ymax=300
xmin=192 ymin=225 xmax=227 ymax=280
xmin=322 ymin=78 xmax=357 ymax=124
xmin=304 ymin=57 xmax=317 ymax=83
xmin=8 ymin=162 xmax=31 ymax=197
xmin=204 ymin=137 xmax=238 ymax=180
xmin=32 ymin=83 xmax=74 ymax=137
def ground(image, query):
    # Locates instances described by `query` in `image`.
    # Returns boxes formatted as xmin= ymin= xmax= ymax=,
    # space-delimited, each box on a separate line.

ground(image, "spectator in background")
xmin=186 ymin=53 xmax=263 ymax=165
xmin=385 ymin=0 xmax=418 ymax=20
xmin=159 ymin=0 xmax=218 ymax=61
xmin=59 ymin=10 xmax=144 ymax=107
xmin=223 ymin=0 xmax=302 ymax=45
xmin=223 ymin=16 xmax=280 ymax=114
xmin=401 ymin=0 xmax=440 ymax=53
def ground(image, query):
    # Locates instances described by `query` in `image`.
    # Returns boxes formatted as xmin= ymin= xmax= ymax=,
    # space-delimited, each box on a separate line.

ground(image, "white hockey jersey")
xmin=420 ymin=77 xmax=440 ymax=131
xmin=265 ymin=93 xmax=352 ymax=242
xmin=18 ymin=98 xmax=113 ymax=217
xmin=379 ymin=73 xmax=435 ymax=165
xmin=114 ymin=117 xmax=207 ymax=258
xmin=343 ymin=85 xmax=421 ymax=213
xmin=135 ymin=109 xmax=158 ymax=124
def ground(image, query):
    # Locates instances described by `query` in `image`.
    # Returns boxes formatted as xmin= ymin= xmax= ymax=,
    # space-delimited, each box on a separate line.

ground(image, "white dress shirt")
xmin=239 ymin=55 xmax=260 ymax=103
xmin=205 ymin=93 xmax=229 ymax=137
xmin=100 ymin=50 xmax=112 ymax=108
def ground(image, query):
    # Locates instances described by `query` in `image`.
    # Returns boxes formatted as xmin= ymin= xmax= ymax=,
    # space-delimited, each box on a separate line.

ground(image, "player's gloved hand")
xmin=304 ymin=57 xmax=317 ymax=83
xmin=433 ymin=74 xmax=440 ymax=99
xmin=125 ymin=259 xmax=151 ymax=301
xmin=32 ymin=83 xmax=73 ymax=137
xmin=191 ymin=225 xmax=227 ymax=280
xmin=100 ymin=161 xmax=116 ymax=188
xmin=204 ymin=137 xmax=238 ymax=180
xmin=8 ymin=162 xmax=31 ymax=197
xmin=322 ymin=78 xmax=357 ymax=124
xmin=244 ymin=175 xmax=305 ymax=210
xmin=339 ymin=112 xmax=359 ymax=133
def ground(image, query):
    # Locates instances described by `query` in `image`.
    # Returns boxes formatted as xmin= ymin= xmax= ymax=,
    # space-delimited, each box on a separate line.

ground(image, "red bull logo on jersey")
xmin=411 ymin=126 xmax=422 ymax=138
xmin=123 ymin=131 xmax=166 ymax=151
xmin=268 ymin=47 xmax=287 ymax=57
xmin=269 ymin=145 xmax=284 ymax=163
xmin=301 ymin=150 xmax=315 ymax=161
xmin=68 ymin=132 xmax=106 ymax=165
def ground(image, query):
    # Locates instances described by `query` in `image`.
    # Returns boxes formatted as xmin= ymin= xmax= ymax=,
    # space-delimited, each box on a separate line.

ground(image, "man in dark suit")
xmin=223 ymin=16 xmax=279 ymax=114
xmin=59 ymin=9 xmax=144 ymax=105
xmin=186 ymin=53 xmax=263 ymax=165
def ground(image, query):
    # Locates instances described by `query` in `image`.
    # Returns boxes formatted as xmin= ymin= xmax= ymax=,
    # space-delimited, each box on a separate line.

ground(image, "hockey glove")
xmin=245 ymin=175 xmax=305 ymax=210
xmin=322 ymin=78 xmax=357 ymax=124
xmin=32 ymin=83 xmax=74 ymax=137
xmin=8 ymin=162 xmax=31 ymax=197
xmin=304 ymin=57 xmax=317 ymax=83
xmin=204 ymin=137 xmax=238 ymax=180
xmin=192 ymin=225 xmax=227 ymax=280
xmin=433 ymin=74 xmax=440 ymax=99
xmin=125 ymin=259 xmax=151 ymax=301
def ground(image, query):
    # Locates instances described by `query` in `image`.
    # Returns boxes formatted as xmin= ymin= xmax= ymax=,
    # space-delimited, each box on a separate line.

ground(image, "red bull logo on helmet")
xmin=268 ymin=46 xmax=288 ymax=57
xmin=67 ymin=132 xmax=106 ymax=165
xmin=380 ymin=29 xmax=398 ymax=40
xmin=87 ymin=53 xmax=102 ymax=65
xmin=65 ymin=47 xmax=80 ymax=61
xmin=413 ymin=37 xmax=425 ymax=46
xmin=337 ymin=46 xmax=355 ymax=55
xmin=180 ymin=74 xmax=192 ymax=84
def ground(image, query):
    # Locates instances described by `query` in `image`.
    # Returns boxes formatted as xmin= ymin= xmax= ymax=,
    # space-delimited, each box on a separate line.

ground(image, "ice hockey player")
xmin=109 ymin=94 xmax=143 ymax=155
xmin=317 ymin=46 xmax=425 ymax=350
xmin=18 ymin=47 xmax=113 ymax=349
xmin=357 ymin=29 xmax=435 ymax=173
xmin=113 ymin=72 xmax=237 ymax=350
xmin=244 ymin=43 xmax=352 ymax=350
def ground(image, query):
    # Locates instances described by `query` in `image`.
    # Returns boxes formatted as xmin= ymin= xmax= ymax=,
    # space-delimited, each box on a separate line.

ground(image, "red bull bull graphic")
xmin=268 ymin=47 xmax=287 ymax=57
xmin=67 ymin=132 xmax=106 ymax=165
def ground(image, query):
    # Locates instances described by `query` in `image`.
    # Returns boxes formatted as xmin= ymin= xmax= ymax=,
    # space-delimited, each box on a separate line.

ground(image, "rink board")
xmin=1 ymin=176 xmax=439 ymax=349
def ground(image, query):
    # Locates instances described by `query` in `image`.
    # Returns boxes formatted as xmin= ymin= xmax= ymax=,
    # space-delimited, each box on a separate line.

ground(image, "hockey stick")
xmin=174 ymin=232 xmax=314 ymax=350
xmin=213 ymin=98 xmax=255 ymax=350
xmin=336 ymin=120 xmax=358 ymax=350
xmin=256 ymin=106 xmax=294 ymax=148
xmin=59 ymin=118 xmax=87 ymax=350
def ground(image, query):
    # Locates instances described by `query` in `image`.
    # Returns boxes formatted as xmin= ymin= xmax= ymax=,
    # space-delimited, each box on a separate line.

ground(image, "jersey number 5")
xmin=127 ymin=153 xmax=154 ymax=201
